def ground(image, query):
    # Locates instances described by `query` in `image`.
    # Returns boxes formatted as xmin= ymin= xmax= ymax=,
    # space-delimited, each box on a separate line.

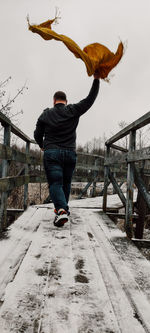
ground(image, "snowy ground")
xmin=0 ymin=195 xmax=150 ymax=332
xmin=38 ymin=192 xmax=125 ymax=210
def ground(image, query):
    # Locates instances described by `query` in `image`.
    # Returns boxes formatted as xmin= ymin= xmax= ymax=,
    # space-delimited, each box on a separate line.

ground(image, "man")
xmin=34 ymin=74 xmax=100 ymax=227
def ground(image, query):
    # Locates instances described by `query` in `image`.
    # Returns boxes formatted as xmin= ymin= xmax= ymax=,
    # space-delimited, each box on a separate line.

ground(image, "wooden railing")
xmin=0 ymin=111 xmax=104 ymax=230
xmin=103 ymin=111 xmax=150 ymax=239
xmin=0 ymin=111 xmax=41 ymax=229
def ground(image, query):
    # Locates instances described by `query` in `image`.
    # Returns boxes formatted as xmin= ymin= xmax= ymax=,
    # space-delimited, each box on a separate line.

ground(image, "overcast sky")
xmin=0 ymin=0 xmax=150 ymax=146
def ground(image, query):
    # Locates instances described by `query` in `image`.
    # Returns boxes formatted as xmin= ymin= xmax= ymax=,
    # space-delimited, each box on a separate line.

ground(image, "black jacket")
xmin=34 ymin=78 xmax=100 ymax=150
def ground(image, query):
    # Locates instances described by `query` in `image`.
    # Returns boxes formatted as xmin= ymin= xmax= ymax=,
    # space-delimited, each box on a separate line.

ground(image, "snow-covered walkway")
xmin=0 ymin=196 xmax=150 ymax=333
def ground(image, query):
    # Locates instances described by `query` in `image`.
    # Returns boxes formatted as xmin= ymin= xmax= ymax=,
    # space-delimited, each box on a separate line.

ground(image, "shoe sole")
xmin=54 ymin=217 xmax=68 ymax=228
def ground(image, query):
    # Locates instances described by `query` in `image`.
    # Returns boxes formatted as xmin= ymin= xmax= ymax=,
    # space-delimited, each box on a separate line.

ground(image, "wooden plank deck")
xmin=0 ymin=198 xmax=150 ymax=333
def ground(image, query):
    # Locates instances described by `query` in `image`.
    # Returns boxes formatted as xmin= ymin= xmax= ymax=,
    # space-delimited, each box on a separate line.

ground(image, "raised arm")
xmin=71 ymin=76 xmax=100 ymax=117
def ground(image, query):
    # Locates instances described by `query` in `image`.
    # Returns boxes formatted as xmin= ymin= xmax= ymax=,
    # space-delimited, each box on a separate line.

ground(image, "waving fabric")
xmin=28 ymin=17 xmax=124 ymax=79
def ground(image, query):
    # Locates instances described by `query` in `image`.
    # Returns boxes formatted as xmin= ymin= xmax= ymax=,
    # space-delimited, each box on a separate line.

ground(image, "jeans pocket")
xmin=44 ymin=149 xmax=60 ymax=162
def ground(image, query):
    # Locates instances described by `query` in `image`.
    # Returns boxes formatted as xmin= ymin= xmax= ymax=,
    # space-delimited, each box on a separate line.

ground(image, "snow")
xmin=37 ymin=193 xmax=125 ymax=210
xmin=0 ymin=195 xmax=150 ymax=332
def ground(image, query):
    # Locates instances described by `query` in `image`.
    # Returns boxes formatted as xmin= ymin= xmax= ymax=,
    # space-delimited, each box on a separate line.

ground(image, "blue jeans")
xmin=43 ymin=149 xmax=77 ymax=212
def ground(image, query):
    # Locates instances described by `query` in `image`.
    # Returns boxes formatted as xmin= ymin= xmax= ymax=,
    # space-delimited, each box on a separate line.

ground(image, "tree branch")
xmin=0 ymin=83 xmax=28 ymax=114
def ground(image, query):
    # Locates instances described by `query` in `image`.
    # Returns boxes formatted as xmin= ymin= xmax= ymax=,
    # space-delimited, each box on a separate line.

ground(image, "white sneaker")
xmin=53 ymin=209 xmax=68 ymax=227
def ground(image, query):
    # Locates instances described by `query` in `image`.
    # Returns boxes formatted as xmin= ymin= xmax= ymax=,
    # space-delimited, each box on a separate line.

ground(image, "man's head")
xmin=53 ymin=91 xmax=67 ymax=105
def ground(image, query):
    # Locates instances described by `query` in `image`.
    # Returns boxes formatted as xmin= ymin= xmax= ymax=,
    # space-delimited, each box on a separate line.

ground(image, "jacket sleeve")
xmin=71 ymin=78 xmax=100 ymax=117
xmin=34 ymin=115 xmax=45 ymax=148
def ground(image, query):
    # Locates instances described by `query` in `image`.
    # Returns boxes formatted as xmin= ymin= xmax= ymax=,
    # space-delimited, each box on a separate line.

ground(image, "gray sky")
xmin=0 ymin=0 xmax=150 ymax=146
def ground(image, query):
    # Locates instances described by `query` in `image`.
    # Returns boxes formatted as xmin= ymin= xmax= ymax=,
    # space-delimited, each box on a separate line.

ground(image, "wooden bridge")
xmin=0 ymin=110 xmax=150 ymax=332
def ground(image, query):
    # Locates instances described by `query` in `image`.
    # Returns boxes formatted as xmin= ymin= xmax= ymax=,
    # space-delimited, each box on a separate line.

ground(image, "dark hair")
xmin=53 ymin=91 xmax=67 ymax=101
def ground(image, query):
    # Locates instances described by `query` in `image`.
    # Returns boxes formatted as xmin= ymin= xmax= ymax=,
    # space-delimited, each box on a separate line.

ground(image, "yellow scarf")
xmin=28 ymin=17 xmax=124 ymax=80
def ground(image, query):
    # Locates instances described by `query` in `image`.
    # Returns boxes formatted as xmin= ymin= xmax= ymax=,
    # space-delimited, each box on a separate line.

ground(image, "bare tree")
xmin=0 ymin=76 xmax=28 ymax=120
xmin=117 ymin=120 xmax=150 ymax=150
xmin=117 ymin=120 xmax=129 ymax=149
xmin=136 ymin=125 xmax=150 ymax=149
xmin=0 ymin=76 xmax=28 ymax=145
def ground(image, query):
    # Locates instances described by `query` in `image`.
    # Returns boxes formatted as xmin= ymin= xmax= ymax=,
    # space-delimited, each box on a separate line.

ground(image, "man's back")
xmin=37 ymin=104 xmax=79 ymax=150
xmin=34 ymin=78 xmax=99 ymax=150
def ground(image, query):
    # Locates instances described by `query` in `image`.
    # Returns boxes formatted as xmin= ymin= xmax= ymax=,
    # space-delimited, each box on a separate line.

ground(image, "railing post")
xmin=112 ymin=172 xmax=116 ymax=194
xmin=103 ymin=145 xmax=110 ymax=212
xmin=0 ymin=124 xmax=11 ymax=230
xmin=125 ymin=130 xmax=136 ymax=238
xmin=24 ymin=141 xmax=30 ymax=210
xmin=39 ymin=150 xmax=42 ymax=203
xmin=135 ymin=165 xmax=148 ymax=239
xmin=91 ymin=158 xmax=97 ymax=197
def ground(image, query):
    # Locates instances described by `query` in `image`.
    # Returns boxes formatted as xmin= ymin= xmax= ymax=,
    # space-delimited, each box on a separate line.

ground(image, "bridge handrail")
xmin=106 ymin=111 xmax=150 ymax=146
xmin=0 ymin=111 xmax=35 ymax=143
xmin=0 ymin=143 xmax=41 ymax=165
xmin=103 ymin=110 xmax=150 ymax=240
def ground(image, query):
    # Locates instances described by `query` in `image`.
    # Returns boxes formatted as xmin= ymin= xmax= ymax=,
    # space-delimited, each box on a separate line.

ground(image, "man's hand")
xmin=93 ymin=70 xmax=100 ymax=79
